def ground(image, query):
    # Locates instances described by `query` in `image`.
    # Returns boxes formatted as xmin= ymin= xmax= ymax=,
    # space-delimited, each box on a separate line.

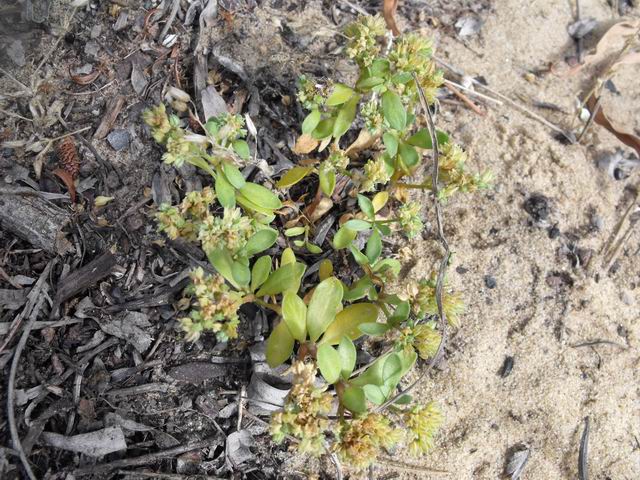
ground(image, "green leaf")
xmin=251 ymin=255 xmax=272 ymax=292
xmin=231 ymin=260 xmax=250 ymax=286
xmin=372 ymin=258 xmax=402 ymax=278
xmin=277 ymin=166 xmax=313 ymax=188
xmin=326 ymin=83 xmax=355 ymax=106
xmin=407 ymin=129 xmax=450 ymax=149
xmin=357 ymin=194 xmax=375 ymax=219
xmin=232 ymin=140 xmax=250 ymax=160
xmin=332 ymin=225 xmax=357 ymax=250
xmin=333 ymin=96 xmax=359 ymax=138
xmin=256 ymin=262 xmax=306 ymax=296
xmin=207 ymin=248 xmax=239 ymax=289
xmin=363 ymin=384 xmax=386 ymax=405
xmin=391 ymin=72 xmax=413 ymax=84
xmin=343 ymin=276 xmax=375 ymax=302
xmin=293 ymin=239 xmax=305 ymax=247
xmin=320 ymin=303 xmax=379 ymax=345
xmin=394 ymin=394 xmax=413 ymax=405
xmin=312 ymin=118 xmax=335 ymax=140
xmin=358 ymin=322 xmax=390 ymax=336
xmin=343 ymin=219 xmax=371 ymax=231
xmin=338 ymin=337 xmax=357 ymax=379
xmin=282 ymin=293 xmax=307 ymax=341
xmin=245 ymin=228 xmax=278 ymax=257
xmin=342 ymin=385 xmax=367 ymax=413
xmin=284 ymin=226 xmax=306 ymax=237
xmin=369 ymin=59 xmax=390 ymax=77
xmin=356 ymin=76 xmax=385 ymax=90
xmin=372 ymin=191 xmax=389 ymax=213
xmin=307 ymin=277 xmax=343 ymax=342
xmin=389 ymin=300 xmax=410 ymax=325
xmin=381 ymin=90 xmax=406 ymax=130
xmin=317 ymin=344 xmax=341 ymax=384
xmin=281 ymin=247 xmax=296 ymax=265
xmin=365 ymin=230 xmax=382 ymax=264
xmin=215 ymin=173 xmax=236 ymax=209
xmin=383 ymin=354 xmax=403 ymax=381
xmin=222 ymin=162 xmax=246 ymax=189
xmin=302 ymin=109 xmax=321 ymax=134
xmin=399 ymin=142 xmax=419 ymax=168
xmin=351 ymin=355 xmax=385 ymax=387
xmin=305 ymin=242 xmax=322 ymax=254
xmin=236 ymin=194 xmax=276 ymax=215
xmin=239 ymin=183 xmax=282 ymax=210
xmin=382 ymin=132 xmax=399 ymax=157
xmin=266 ymin=321 xmax=294 ymax=368
xmin=349 ymin=244 xmax=369 ymax=266
xmin=319 ymin=168 xmax=336 ymax=197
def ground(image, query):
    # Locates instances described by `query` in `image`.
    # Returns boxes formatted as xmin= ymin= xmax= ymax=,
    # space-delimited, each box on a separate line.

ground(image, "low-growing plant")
xmin=145 ymin=14 xmax=489 ymax=471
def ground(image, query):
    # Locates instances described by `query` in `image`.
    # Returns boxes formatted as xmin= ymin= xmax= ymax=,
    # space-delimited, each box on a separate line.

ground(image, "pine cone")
xmin=56 ymin=137 xmax=80 ymax=179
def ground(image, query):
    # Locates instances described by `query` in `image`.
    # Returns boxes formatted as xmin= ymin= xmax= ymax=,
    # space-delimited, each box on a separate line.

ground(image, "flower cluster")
xmin=205 ymin=113 xmax=246 ymax=146
xmin=335 ymin=413 xmax=402 ymax=468
xmin=361 ymin=98 xmax=384 ymax=133
xmin=426 ymin=143 xmax=492 ymax=200
xmin=180 ymin=268 xmax=242 ymax=341
xmin=198 ymin=207 xmax=255 ymax=257
xmin=344 ymin=15 xmax=386 ymax=67
xmin=405 ymin=277 xmax=465 ymax=327
xmin=397 ymin=201 xmax=424 ymax=238
xmin=156 ymin=187 xmax=217 ymax=242
xmin=296 ymin=75 xmax=326 ymax=111
xmin=399 ymin=322 xmax=442 ymax=360
xmin=142 ymin=103 xmax=173 ymax=144
xmin=360 ymin=155 xmax=392 ymax=192
xmin=270 ymin=361 xmax=333 ymax=454
xmin=404 ymin=402 xmax=442 ymax=455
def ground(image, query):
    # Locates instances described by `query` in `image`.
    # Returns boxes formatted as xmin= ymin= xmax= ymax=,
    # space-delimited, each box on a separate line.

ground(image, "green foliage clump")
xmin=145 ymin=14 xmax=490 ymax=471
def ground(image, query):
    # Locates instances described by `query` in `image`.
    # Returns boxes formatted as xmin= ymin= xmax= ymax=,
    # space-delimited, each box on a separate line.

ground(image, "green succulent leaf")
xmin=332 ymin=225 xmax=357 ymax=250
xmin=388 ymin=300 xmax=410 ymax=325
xmin=358 ymin=322 xmax=390 ymax=336
xmin=302 ymin=109 xmax=322 ymax=134
xmin=207 ymin=248 xmax=239 ymax=289
xmin=343 ymin=276 xmax=375 ymax=302
xmin=222 ymin=162 xmax=246 ymax=189
xmin=250 ymin=255 xmax=272 ymax=292
xmin=277 ymin=166 xmax=314 ymax=189
xmin=256 ymin=261 xmax=305 ymax=296
xmin=305 ymin=242 xmax=322 ymax=254
xmin=282 ymin=292 xmax=307 ymax=341
xmin=266 ymin=321 xmax=294 ymax=368
xmin=320 ymin=303 xmax=379 ymax=345
xmin=319 ymin=167 xmax=336 ymax=196
xmin=326 ymin=83 xmax=355 ymax=106
xmin=382 ymin=132 xmax=399 ymax=157
xmin=365 ymin=229 xmax=382 ymax=264
xmin=398 ymin=141 xmax=419 ymax=169
xmin=232 ymin=139 xmax=250 ymax=160
xmin=406 ymin=129 xmax=450 ymax=149
xmin=245 ymin=228 xmax=278 ymax=257
xmin=312 ymin=118 xmax=335 ymax=140
xmin=317 ymin=344 xmax=342 ymax=384
xmin=343 ymin=219 xmax=371 ymax=231
xmin=363 ymin=384 xmax=386 ymax=405
xmin=284 ymin=226 xmax=306 ymax=237
xmin=341 ymin=385 xmax=367 ymax=413
xmin=349 ymin=244 xmax=370 ymax=265
xmin=215 ymin=172 xmax=236 ymax=209
xmin=356 ymin=76 xmax=385 ymax=90
xmin=333 ymin=96 xmax=359 ymax=138
xmin=231 ymin=260 xmax=250 ymax=287
xmin=357 ymin=194 xmax=375 ymax=219
xmin=381 ymin=90 xmax=406 ymax=131
xmin=307 ymin=277 xmax=343 ymax=342
xmin=239 ymin=183 xmax=282 ymax=211
xmin=338 ymin=336 xmax=357 ymax=379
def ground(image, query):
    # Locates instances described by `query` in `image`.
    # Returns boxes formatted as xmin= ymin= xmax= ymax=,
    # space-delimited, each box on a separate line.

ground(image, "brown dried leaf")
xmin=345 ymin=128 xmax=379 ymax=158
xmin=69 ymin=67 xmax=101 ymax=86
xmin=292 ymin=133 xmax=319 ymax=155
xmin=383 ymin=0 xmax=400 ymax=36
xmin=587 ymin=95 xmax=640 ymax=157
xmin=580 ymin=20 xmax=640 ymax=70
xmin=52 ymin=168 xmax=77 ymax=203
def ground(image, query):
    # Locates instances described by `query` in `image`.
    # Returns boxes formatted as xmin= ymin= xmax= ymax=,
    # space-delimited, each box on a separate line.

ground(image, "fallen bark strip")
xmin=0 ymin=181 xmax=73 ymax=255
xmin=53 ymin=252 xmax=118 ymax=306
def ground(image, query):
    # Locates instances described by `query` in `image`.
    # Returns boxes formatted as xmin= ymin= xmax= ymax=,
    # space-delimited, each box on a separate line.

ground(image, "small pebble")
xmin=107 ymin=129 xmax=130 ymax=151
xmin=500 ymin=356 xmax=514 ymax=377
xmin=523 ymin=194 xmax=550 ymax=222
xmin=548 ymin=225 xmax=560 ymax=239
xmin=484 ymin=275 xmax=497 ymax=289
xmin=456 ymin=266 xmax=469 ymax=275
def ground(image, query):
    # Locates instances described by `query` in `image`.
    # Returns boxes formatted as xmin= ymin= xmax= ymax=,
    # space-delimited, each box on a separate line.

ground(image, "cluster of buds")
xmin=198 ymin=207 xmax=255 ymax=258
xmin=426 ymin=143 xmax=492 ymax=200
xmin=142 ymin=103 xmax=174 ymax=144
xmin=388 ymin=34 xmax=443 ymax=104
xmin=398 ymin=321 xmax=442 ymax=360
xmin=335 ymin=413 xmax=402 ymax=468
xmin=397 ymin=201 xmax=424 ymax=238
xmin=180 ymin=268 xmax=242 ymax=342
xmin=296 ymin=75 xmax=326 ymax=111
xmin=344 ymin=15 xmax=386 ymax=67
xmin=360 ymin=98 xmax=384 ymax=133
xmin=205 ymin=113 xmax=247 ymax=146
xmin=405 ymin=277 xmax=464 ymax=327
xmin=403 ymin=402 xmax=443 ymax=455
xmin=156 ymin=187 xmax=217 ymax=242
xmin=320 ymin=149 xmax=349 ymax=177
xmin=360 ymin=155 xmax=393 ymax=192
xmin=270 ymin=361 xmax=333 ymax=454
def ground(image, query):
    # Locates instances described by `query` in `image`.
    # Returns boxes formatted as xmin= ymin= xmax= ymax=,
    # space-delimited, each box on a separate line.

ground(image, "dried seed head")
xmin=56 ymin=137 xmax=80 ymax=179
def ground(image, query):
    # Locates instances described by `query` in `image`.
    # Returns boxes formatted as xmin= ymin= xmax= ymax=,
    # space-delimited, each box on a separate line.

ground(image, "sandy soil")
xmin=398 ymin=1 xmax=640 ymax=479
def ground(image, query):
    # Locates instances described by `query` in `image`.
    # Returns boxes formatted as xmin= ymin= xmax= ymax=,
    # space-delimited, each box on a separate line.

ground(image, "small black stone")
xmin=500 ymin=356 xmax=514 ymax=377
xmin=548 ymin=225 xmax=560 ymax=239
xmin=523 ymin=194 xmax=550 ymax=222
xmin=484 ymin=275 xmax=497 ymax=289
xmin=456 ymin=266 xmax=468 ymax=275
xmin=64 ymin=32 xmax=75 ymax=44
